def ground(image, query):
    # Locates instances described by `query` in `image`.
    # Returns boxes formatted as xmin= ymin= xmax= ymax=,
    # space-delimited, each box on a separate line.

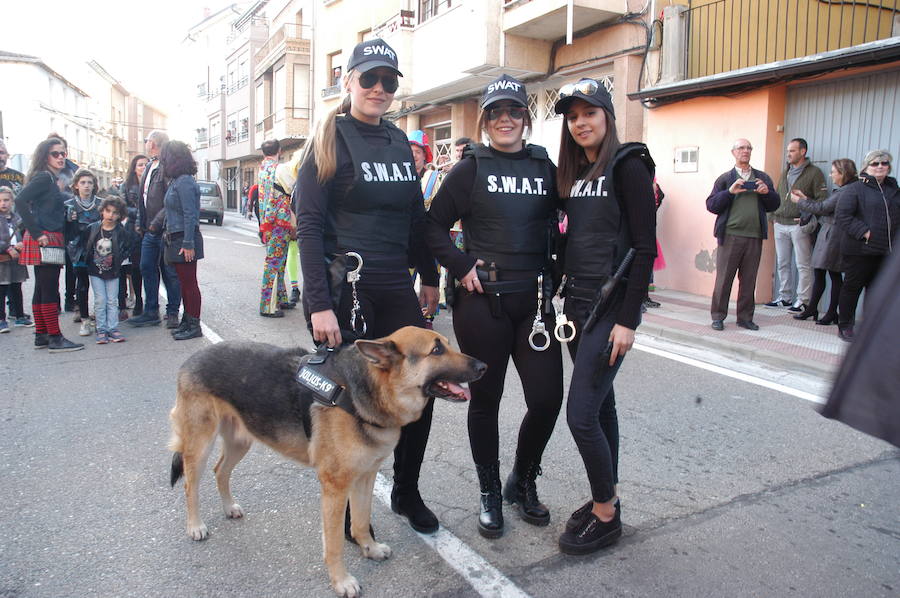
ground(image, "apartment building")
xmin=633 ymin=0 xmax=900 ymax=298
xmin=0 ymin=52 xmax=164 ymax=189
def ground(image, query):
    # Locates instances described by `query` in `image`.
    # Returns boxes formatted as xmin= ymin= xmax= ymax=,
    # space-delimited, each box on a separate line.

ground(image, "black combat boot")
xmin=170 ymin=313 xmax=189 ymax=336
xmin=173 ymin=315 xmax=203 ymax=340
xmin=475 ymin=461 xmax=503 ymax=538
xmin=503 ymin=458 xmax=550 ymax=526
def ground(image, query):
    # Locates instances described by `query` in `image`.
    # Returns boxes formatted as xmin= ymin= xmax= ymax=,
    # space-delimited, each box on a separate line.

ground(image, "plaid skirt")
xmin=19 ymin=231 xmax=65 ymax=266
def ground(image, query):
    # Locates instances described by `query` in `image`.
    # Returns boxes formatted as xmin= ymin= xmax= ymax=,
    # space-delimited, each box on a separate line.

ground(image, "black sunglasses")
xmin=870 ymin=160 xmax=891 ymax=167
xmin=358 ymin=72 xmax=399 ymax=94
xmin=486 ymin=106 xmax=526 ymax=121
xmin=49 ymin=150 xmax=68 ymax=159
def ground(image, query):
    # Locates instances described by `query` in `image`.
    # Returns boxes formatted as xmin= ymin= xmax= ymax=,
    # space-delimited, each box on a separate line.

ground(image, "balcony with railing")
xmin=257 ymin=107 xmax=312 ymax=140
xmin=686 ymin=0 xmax=900 ymax=79
xmin=255 ymin=23 xmax=311 ymax=76
xmin=502 ymin=0 xmax=625 ymax=40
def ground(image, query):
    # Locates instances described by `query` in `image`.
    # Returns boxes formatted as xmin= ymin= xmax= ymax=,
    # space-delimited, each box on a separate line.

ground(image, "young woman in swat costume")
xmin=425 ymin=74 xmax=564 ymax=539
xmin=553 ymin=80 xmax=656 ymax=555
xmin=295 ymin=38 xmax=441 ymax=535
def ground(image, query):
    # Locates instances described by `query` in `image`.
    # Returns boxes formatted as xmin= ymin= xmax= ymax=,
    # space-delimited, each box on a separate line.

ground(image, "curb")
xmin=637 ymin=320 xmax=838 ymax=379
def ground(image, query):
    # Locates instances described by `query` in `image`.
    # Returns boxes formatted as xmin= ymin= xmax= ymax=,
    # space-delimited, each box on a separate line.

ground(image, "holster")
xmin=324 ymin=253 xmax=350 ymax=312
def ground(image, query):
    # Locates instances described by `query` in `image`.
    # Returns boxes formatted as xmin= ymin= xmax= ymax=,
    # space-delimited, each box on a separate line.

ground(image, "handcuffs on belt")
xmin=528 ymin=274 xmax=577 ymax=351
xmin=345 ymin=251 xmax=366 ymax=336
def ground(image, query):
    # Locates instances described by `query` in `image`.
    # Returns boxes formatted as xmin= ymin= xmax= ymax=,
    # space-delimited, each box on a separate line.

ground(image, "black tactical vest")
xmin=564 ymin=143 xmax=654 ymax=278
xmin=463 ymin=144 xmax=555 ymax=271
xmin=327 ymin=117 xmax=418 ymax=255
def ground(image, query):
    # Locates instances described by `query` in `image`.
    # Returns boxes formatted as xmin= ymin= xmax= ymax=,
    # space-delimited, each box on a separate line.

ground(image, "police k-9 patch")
xmin=296 ymin=365 xmax=342 ymax=405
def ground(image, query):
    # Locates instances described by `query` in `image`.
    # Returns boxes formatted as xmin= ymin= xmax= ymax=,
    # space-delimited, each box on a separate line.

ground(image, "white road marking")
xmin=372 ymin=475 xmax=530 ymax=598
xmin=234 ymin=241 xmax=260 ymax=247
xmin=165 ymin=296 xmax=529 ymax=598
xmin=633 ymin=341 xmax=827 ymax=404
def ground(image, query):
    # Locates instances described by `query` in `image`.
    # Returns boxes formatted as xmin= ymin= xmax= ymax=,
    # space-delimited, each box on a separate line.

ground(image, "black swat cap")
xmin=346 ymin=38 xmax=402 ymax=76
xmin=480 ymin=74 xmax=527 ymax=109
xmin=553 ymin=78 xmax=615 ymax=118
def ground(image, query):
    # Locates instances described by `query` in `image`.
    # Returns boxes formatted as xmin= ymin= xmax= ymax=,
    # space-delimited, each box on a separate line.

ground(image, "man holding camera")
xmin=706 ymin=139 xmax=781 ymax=331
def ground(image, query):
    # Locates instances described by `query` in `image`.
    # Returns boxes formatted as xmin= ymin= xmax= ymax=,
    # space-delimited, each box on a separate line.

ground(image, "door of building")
xmin=784 ymin=68 xmax=900 ymax=190
xmin=224 ymin=167 xmax=238 ymax=210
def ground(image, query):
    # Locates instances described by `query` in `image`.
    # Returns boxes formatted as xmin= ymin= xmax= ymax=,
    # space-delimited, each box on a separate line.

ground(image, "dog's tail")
xmin=170 ymin=452 xmax=184 ymax=487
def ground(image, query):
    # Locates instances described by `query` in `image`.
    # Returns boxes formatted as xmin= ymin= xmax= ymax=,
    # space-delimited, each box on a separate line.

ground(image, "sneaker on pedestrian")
xmin=764 ymin=299 xmax=791 ymax=308
xmin=48 ymin=334 xmax=85 ymax=353
xmin=34 ymin=332 xmax=49 ymax=349
xmin=643 ymin=298 xmax=661 ymax=308
xmin=787 ymin=303 xmax=805 ymax=313
xmin=126 ymin=311 xmax=161 ymax=327
xmin=0 ymin=320 xmax=8 ymax=333
xmin=79 ymin=319 xmax=95 ymax=336
xmin=96 ymin=332 xmax=109 ymax=344
xmin=165 ymin=313 xmax=180 ymax=329
xmin=559 ymin=508 xmax=622 ymax=555
xmin=14 ymin=315 xmax=34 ymax=327
xmin=108 ymin=330 xmax=126 ymax=343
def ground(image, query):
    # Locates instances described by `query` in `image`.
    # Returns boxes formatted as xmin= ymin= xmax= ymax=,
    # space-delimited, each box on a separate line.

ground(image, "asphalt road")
xmin=2 ymin=214 xmax=897 ymax=598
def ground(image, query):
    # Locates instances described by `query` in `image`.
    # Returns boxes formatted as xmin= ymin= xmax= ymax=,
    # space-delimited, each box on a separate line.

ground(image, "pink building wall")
xmin=645 ymin=87 xmax=790 ymax=300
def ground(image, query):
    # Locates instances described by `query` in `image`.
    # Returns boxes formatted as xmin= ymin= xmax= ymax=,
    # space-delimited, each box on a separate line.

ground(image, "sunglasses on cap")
xmin=358 ymin=71 xmax=399 ymax=94
xmin=559 ymin=78 xmax=601 ymax=99
xmin=49 ymin=150 xmax=68 ymax=159
xmin=485 ymin=106 xmax=526 ymax=121
xmin=870 ymin=160 xmax=891 ymax=167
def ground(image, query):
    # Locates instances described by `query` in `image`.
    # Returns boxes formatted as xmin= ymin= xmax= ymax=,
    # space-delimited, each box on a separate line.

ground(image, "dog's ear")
xmin=355 ymin=339 xmax=401 ymax=369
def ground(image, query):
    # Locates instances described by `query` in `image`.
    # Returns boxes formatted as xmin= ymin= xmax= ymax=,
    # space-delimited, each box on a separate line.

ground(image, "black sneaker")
xmin=260 ymin=310 xmax=285 ymax=318
xmin=787 ymin=303 xmax=805 ymax=313
xmin=565 ymin=499 xmax=620 ymax=533
xmin=34 ymin=333 xmax=50 ymax=349
xmin=559 ymin=509 xmax=622 ymax=555
xmin=127 ymin=311 xmax=161 ymax=327
xmin=764 ymin=300 xmax=791 ymax=308
xmin=48 ymin=334 xmax=85 ymax=353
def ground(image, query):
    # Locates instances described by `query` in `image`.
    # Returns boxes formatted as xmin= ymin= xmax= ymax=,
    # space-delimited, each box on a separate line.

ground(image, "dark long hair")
xmin=160 ymin=141 xmax=197 ymax=179
xmin=26 ymin=138 xmax=65 ymax=183
xmin=125 ymin=154 xmax=149 ymax=188
xmin=556 ymin=108 xmax=620 ymax=197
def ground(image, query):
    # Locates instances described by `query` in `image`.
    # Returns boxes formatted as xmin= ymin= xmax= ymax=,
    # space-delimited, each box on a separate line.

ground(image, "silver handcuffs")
xmin=346 ymin=251 xmax=366 ymax=336
xmin=528 ymin=273 xmax=551 ymax=351
xmin=552 ymin=275 xmax=576 ymax=343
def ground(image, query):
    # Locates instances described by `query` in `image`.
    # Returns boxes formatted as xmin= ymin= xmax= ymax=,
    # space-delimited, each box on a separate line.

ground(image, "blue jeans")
xmin=140 ymin=232 xmax=181 ymax=315
xmin=90 ymin=276 xmax=119 ymax=333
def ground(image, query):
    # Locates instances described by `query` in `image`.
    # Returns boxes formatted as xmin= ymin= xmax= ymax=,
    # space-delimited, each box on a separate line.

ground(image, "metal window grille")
xmin=527 ymin=93 xmax=539 ymax=121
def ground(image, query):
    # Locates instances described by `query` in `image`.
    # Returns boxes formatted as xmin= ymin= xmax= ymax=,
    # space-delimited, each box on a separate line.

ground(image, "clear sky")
xmin=4 ymin=1 xmax=238 ymax=139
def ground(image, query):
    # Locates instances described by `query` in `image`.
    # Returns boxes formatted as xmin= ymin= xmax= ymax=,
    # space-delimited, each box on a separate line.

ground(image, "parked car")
xmin=198 ymin=180 xmax=224 ymax=226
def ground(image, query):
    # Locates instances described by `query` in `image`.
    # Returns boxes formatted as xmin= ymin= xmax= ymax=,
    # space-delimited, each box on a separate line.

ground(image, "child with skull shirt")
xmin=82 ymin=196 xmax=131 ymax=343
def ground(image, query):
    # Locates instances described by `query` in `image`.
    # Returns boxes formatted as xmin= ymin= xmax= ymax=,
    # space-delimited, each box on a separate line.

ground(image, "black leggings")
xmin=809 ymin=268 xmax=842 ymax=317
xmin=335 ymin=282 xmax=433 ymax=493
xmin=452 ymin=288 xmax=563 ymax=466
xmin=0 ymin=282 xmax=24 ymax=320
xmin=74 ymin=266 xmax=90 ymax=318
xmin=564 ymin=293 xmax=626 ymax=504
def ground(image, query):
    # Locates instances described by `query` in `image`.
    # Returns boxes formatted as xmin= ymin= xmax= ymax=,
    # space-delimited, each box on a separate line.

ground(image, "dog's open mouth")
xmin=425 ymin=380 xmax=471 ymax=402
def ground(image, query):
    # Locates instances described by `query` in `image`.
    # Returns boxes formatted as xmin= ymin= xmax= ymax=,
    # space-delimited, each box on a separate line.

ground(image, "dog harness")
xmin=294 ymin=347 xmax=383 ymax=438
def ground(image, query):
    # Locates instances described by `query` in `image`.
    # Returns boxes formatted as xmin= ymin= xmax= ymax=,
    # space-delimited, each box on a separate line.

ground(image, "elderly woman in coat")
xmin=834 ymin=149 xmax=900 ymax=342
xmin=789 ymin=158 xmax=857 ymax=325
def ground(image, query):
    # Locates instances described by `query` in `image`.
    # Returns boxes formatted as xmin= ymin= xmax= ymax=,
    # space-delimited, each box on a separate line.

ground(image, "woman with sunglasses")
xmin=834 ymin=150 xmax=900 ymax=342
xmin=14 ymin=138 xmax=84 ymax=352
xmin=426 ymin=74 xmax=563 ymax=539
xmin=552 ymin=79 xmax=656 ymax=554
xmin=296 ymin=38 xmax=441 ymax=538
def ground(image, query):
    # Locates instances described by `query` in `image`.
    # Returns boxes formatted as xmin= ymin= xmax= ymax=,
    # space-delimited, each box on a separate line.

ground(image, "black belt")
xmin=476 ymin=270 xmax=535 ymax=295
xmin=565 ymin=277 xmax=609 ymax=301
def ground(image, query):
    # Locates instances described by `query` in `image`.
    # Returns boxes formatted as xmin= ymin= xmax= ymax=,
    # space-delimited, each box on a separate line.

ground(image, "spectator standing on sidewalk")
xmin=0 ymin=188 xmax=31 ymax=332
xmin=834 ymin=150 xmax=900 ymax=342
xmin=707 ymin=139 xmax=780 ymax=331
xmin=0 ymin=140 xmax=25 ymax=195
xmin=788 ymin=158 xmax=857 ymax=325
xmin=767 ymin=138 xmax=827 ymax=312
xmin=15 ymin=137 xmax=83 ymax=352
xmin=129 ymin=130 xmax=182 ymax=330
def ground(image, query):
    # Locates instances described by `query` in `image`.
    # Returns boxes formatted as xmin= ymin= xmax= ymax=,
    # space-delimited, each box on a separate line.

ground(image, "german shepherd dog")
xmin=168 ymin=326 xmax=486 ymax=597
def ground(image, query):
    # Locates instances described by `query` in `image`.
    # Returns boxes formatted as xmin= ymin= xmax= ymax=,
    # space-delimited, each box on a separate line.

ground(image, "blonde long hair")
xmin=301 ymin=70 xmax=355 ymax=185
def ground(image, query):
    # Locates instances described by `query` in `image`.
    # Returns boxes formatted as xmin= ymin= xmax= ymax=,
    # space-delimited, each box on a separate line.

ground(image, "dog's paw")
xmin=332 ymin=574 xmax=361 ymax=598
xmin=188 ymin=523 xmax=209 ymax=541
xmin=224 ymin=503 xmax=244 ymax=519
xmin=362 ymin=541 xmax=392 ymax=561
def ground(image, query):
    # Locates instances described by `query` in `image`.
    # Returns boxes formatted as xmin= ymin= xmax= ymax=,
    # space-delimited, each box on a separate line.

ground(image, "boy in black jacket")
xmin=83 ymin=197 xmax=131 ymax=343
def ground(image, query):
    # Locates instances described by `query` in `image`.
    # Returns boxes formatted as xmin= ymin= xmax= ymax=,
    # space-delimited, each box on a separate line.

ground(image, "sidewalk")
xmin=639 ymin=288 xmax=847 ymax=378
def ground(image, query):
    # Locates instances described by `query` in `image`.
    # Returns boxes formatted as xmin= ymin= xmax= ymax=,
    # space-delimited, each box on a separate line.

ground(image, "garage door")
xmin=785 ymin=68 xmax=900 ymax=188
